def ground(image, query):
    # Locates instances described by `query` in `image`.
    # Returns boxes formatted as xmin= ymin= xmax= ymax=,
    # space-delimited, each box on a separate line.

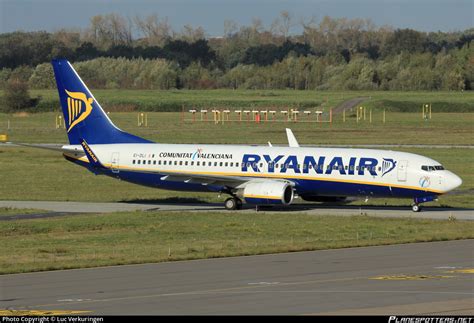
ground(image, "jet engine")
xmin=242 ymin=181 xmax=294 ymax=205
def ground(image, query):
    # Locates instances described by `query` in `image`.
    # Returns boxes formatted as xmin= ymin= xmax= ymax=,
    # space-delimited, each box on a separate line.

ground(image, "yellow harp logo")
xmin=65 ymin=90 xmax=93 ymax=132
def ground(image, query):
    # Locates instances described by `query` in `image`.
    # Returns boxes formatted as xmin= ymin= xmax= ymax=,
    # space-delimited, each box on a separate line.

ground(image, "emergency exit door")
xmin=397 ymin=160 xmax=408 ymax=182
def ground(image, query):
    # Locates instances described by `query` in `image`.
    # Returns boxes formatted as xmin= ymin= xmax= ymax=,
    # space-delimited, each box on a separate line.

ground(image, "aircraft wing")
xmin=159 ymin=172 xmax=250 ymax=187
xmin=158 ymin=171 xmax=295 ymax=191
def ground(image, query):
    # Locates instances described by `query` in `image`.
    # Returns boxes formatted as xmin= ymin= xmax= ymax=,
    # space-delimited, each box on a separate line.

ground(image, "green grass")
xmin=4 ymin=89 xmax=348 ymax=112
xmin=0 ymin=207 xmax=47 ymax=216
xmin=1 ymin=89 xmax=473 ymax=113
xmin=361 ymin=91 xmax=474 ymax=112
xmin=1 ymin=111 xmax=473 ymax=145
xmin=1 ymin=211 xmax=472 ymax=274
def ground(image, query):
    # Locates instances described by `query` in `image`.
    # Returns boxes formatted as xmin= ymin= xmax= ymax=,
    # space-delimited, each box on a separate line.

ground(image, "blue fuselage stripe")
xmin=66 ymin=156 xmax=436 ymax=198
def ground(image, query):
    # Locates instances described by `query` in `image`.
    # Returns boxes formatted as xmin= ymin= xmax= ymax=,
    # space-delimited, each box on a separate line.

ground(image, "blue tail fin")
xmin=52 ymin=59 xmax=152 ymax=145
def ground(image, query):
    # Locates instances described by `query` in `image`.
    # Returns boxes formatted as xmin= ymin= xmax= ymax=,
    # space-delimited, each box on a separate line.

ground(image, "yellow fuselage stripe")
xmin=69 ymin=155 xmax=443 ymax=194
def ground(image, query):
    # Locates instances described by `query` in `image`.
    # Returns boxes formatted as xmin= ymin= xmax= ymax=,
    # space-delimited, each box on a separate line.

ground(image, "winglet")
xmin=80 ymin=139 xmax=105 ymax=170
xmin=285 ymin=128 xmax=300 ymax=147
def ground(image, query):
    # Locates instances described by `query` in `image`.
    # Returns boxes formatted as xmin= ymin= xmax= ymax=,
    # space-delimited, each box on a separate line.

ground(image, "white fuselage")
xmin=64 ymin=143 xmax=462 ymax=199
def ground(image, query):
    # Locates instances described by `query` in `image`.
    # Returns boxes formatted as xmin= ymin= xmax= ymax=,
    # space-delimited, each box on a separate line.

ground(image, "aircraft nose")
xmin=447 ymin=172 xmax=462 ymax=192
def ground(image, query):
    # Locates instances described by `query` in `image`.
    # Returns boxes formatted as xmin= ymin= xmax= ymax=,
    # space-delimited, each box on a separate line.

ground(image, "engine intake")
xmin=243 ymin=181 xmax=294 ymax=205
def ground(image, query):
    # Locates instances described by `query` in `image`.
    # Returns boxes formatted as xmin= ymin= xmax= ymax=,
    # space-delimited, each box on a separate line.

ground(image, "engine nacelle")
xmin=242 ymin=181 xmax=294 ymax=205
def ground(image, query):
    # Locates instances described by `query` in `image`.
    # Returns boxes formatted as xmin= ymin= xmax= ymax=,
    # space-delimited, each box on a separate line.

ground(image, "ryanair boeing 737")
xmin=47 ymin=59 xmax=462 ymax=212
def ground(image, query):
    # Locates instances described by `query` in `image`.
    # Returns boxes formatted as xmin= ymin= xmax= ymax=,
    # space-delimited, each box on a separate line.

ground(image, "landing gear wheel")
xmin=225 ymin=197 xmax=243 ymax=210
xmin=225 ymin=197 xmax=237 ymax=210
xmin=412 ymin=204 xmax=422 ymax=212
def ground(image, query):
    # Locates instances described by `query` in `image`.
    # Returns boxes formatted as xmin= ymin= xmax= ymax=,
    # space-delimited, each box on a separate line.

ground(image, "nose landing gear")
xmin=411 ymin=203 xmax=422 ymax=212
xmin=412 ymin=195 xmax=438 ymax=212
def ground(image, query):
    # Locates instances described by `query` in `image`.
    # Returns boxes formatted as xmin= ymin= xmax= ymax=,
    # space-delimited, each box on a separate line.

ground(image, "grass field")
xmin=1 ymin=89 xmax=473 ymax=113
xmin=0 ymin=207 xmax=46 ymax=216
xmin=1 ymin=211 xmax=472 ymax=274
xmin=1 ymin=111 xmax=473 ymax=145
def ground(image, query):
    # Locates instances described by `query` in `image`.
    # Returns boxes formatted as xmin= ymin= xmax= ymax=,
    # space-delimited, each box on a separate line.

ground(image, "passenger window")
xmin=137 ymin=160 xmax=141 ymax=164
xmin=235 ymin=162 xmax=239 ymax=167
xmin=158 ymin=160 xmax=161 ymax=165
xmin=203 ymin=161 xmax=206 ymax=166
xmin=153 ymin=160 xmax=156 ymax=165
xmin=132 ymin=160 xmax=135 ymax=164
xmin=179 ymin=161 xmax=183 ymax=166
xmin=230 ymin=162 xmax=233 ymax=167
xmin=148 ymin=160 xmax=151 ymax=165
xmin=197 ymin=161 xmax=200 ymax=166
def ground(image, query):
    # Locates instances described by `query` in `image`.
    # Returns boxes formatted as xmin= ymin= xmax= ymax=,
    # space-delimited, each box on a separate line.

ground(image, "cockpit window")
xmin=421 ymin=165 xmax=444 ymax=171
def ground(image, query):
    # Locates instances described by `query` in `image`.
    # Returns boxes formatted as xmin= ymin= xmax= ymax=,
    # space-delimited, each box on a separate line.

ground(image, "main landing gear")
xmin=224 ymin=196 xmax=243 ymax=210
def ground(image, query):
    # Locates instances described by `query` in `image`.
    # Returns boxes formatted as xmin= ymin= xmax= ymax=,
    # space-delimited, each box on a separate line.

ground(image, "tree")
xmin=134 ymin=14 xmax=172 ymax=46
xmin=382 ymin=29 xmax=426 ymax=56
xmin=271 ymin=10 xmax=294 ymax=39
xmin=74 ymin=42 xmax=101 ymax=61
xmin=29 ymin=63 xmax=55 ymax=89
xmin=4 ymin=77 xmax=33 ymax=111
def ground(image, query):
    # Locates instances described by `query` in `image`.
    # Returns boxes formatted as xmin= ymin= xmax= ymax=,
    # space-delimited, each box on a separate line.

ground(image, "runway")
xmin=0 ymin=200 xmax=473 ymax=221
xmin=1 ymin=240 xmax=473 ymax=315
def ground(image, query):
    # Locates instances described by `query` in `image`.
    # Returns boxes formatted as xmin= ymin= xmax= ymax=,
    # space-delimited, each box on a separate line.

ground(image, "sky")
xmin=0 ymin=0 xmax=472 ymax=36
